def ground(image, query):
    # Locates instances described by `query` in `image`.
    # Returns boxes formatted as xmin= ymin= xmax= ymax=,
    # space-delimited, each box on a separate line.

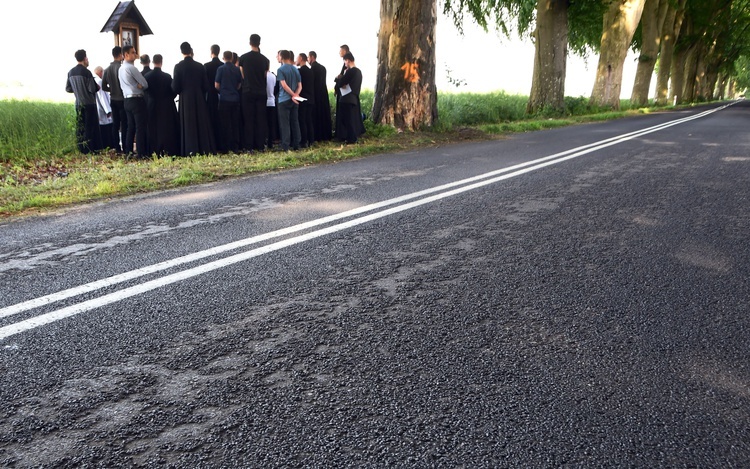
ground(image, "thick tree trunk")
xmin=372 ymin=0 xmax=438 ymax=130
xmin=589 ymin=0 xmax=646 ymax=109
xmin=526 ymin=0 xmax=568 ymax=115
xmin=681 ymin=44 xmax=701 ymax=103
xmin=705 ymin=69 xmax=719 ymax=100
xmin=716 ymin=74 xmax=728 ymax=100
xmin=670 ymin=44 xmax=689 ymax=104
xmin=630 ymin=0 xmax=669 ymax=107
xmin=655 ymin=0 xmax=686 ymax=105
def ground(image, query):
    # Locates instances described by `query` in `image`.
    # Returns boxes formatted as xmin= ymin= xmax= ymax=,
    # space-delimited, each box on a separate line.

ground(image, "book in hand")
xmin=340 ymin=85 xmax=352 ymax=96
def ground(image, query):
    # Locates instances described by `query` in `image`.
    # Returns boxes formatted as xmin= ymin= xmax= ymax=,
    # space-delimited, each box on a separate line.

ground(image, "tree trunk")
xmin=630 ymin=0 xmax=669 ymax=107
xmin=705 ymin=69 xmax=719 ymax=100
xmin=681 ymin=44 xmax=701 ymax=103
xmin=526 ymin=0 xmax=569 ymax=115
xmin=655 ymin=0 xmax=686 ymax=106
xmin=670 ymin=16 xmax=692 ymax=105
xmin=372 ymin=0 xmax=438 ymax=130
xmin=589 ymin=0 xmax=646 ymax=109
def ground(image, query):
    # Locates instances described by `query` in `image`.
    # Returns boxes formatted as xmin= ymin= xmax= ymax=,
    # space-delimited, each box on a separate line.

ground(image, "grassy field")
xmin=0 ymin=92 xmax=669 ymax=218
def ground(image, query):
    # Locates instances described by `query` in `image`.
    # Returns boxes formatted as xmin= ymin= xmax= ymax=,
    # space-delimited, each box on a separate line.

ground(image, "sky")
xmin=0 ymin=0 xmax=648 ymax=103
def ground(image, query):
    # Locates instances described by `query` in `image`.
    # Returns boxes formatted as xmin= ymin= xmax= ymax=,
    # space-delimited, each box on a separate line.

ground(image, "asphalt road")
xmin=1 ymin=101 xmax=749 ymax=467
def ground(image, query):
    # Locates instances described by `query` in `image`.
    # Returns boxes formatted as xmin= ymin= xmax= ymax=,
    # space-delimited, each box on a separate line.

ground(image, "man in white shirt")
xmin=118 ymin=45 xmax=149 ymax=158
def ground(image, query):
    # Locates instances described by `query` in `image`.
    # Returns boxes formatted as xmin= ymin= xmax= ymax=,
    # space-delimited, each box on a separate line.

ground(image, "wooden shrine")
xmin=100 ymin=1 xmax=153 ymax=53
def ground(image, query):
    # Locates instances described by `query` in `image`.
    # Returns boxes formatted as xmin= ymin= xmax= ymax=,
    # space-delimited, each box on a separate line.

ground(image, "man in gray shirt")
xmin=66 ymin=49 xmax=102 ymax=154
xmin=118 ymin=45 xmax=149 ymax=158
xmin=102 ymin=46 xmax=127 ymax=154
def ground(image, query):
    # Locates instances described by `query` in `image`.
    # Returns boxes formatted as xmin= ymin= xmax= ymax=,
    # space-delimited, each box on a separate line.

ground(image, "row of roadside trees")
xmin=371 ymin=0 xmax=750 ymax=130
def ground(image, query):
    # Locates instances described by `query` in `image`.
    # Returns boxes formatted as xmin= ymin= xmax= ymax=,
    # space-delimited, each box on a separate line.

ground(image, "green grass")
xmin=0 ymin=100 xmax=77 ymax=165
xmin=0 ymin=92 xmax=698 ymax=218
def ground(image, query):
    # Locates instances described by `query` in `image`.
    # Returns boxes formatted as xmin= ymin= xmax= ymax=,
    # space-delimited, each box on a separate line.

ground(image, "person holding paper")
xmin=336 ymin=52 xmax=363 ymax=144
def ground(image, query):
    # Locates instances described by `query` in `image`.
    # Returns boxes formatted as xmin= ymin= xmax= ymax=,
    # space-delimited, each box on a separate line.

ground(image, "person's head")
xmin=339 ymin=44 xmax=349 ymax=57
xmin=232 ymin=52 xmax=239 ymax=66
xmin=153 ymin=54 xmax=163 ymax=67
xmin=74 ymin=49 xmax=88 ymax=66
xmin=276 ymin=50 xmax=283 ymax=64
xmin=280 ymin=50 xmax=292 ymax=63
xmin=140 ymin=54 xmax=150 ymax=66
xmin=122 ymin=45 xmax=136 ymax=62
xmin=211 ymin=44 xmax=220 ymax=57
xmin=297 ymin=53 xmax=308 ymax=66
xmin=112 ymin=46 xmax=122 ymax=60
xmin=343 ymin=52 xmax=355 ymax=67
xmin=249 ymin=34 xmax=261 ymax=48
xmin=180 ymin=41 xmax=193 ymax=56
xmin=94 ymin=66 xmax=103 ymax=78
xmin=222 ymin=50 xmax=233 ymax=62
xmin=308 ymin=51 xmax=317 ymax=63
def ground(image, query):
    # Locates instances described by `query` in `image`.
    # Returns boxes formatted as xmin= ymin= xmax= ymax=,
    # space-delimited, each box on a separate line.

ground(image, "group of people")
xmin=65 ymin=34 xmax=365 ymax=158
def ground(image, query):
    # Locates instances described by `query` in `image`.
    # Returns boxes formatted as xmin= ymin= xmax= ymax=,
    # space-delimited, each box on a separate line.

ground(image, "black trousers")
xmin=124 ymin=97 xmax=148 ymax=157
xmin=75 ymin=104 xmax=102 ymax=154
xmin=241 ymin=92 xmax=267 ymax=151
xmin=218 ymin=100 xmax=241 ymax=153
xmin=110 ymin=99 xmax=127 ymax=153
xmin=298 ymin=101 xmax=315 ymax=147
xmin=339 ymin=102 xmax=359 ymax=144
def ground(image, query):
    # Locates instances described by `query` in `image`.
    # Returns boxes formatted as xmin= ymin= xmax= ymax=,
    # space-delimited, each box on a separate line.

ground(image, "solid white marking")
xmin=0 ymin=102 xmax=736 ymax=339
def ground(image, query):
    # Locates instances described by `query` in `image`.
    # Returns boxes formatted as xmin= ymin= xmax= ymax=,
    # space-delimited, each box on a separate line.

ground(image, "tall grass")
xmin=439 ymin=91 xmax=528 ymax=126
xmin=0 ymin=100 xmax=77 ymax=165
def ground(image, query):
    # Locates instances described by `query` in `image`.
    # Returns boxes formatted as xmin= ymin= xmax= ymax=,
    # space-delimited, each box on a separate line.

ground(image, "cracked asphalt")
xmin=1 ymin=102 xmax=748 ymax=467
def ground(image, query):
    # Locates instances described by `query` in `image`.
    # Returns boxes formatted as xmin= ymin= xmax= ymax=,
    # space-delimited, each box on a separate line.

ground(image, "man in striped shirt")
xmin=66 ymin=49 xmax=102 ymax=154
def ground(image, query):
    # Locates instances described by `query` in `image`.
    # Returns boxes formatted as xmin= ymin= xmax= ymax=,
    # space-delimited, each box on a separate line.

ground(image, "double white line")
xmin=0 ymin=102 xmax=736 ymax=340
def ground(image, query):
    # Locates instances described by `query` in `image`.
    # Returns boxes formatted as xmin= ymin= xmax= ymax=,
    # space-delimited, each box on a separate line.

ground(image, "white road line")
xmin=0 ymin=102 xmax=736 ymax=339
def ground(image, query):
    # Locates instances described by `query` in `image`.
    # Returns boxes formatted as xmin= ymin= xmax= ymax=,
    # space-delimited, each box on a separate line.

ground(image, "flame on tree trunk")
xmin=589 ymin=0 xmax=646 ymax=110
xmin=372 ymin=0 xmax=438 ymax=131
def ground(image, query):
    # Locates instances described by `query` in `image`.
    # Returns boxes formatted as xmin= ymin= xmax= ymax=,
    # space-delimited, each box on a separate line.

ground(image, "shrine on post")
xmin=100 ymin=1 xmax=153 ymax=54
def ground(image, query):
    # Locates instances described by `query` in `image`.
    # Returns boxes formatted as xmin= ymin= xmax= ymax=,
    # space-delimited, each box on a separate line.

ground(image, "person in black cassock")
xmin=172 ymin=42 xmax=216 ymax=156
xmin=333 ymin=45 xmax=348 ymax=140
xmin=308 ymin=51 xmax=331 ymax=141
xmin=204 ymin=44 xmax=222 ymax=149
xmin=145 ymin=54 xmax=179 ymax=156
xmin=296 ymin=53 xmax=315 ymax=148
xmin=336 ymin=52 xmax=364 ymax=144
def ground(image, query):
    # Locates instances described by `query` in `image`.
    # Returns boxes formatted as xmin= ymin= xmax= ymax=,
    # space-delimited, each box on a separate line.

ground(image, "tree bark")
xmin=526 ymin=0 xmax=569 ymax=115
xmin=655 ymin=0 xmax=686 ymax=106
xmin=589 ymin=0 xmax=646 ymax=109
xmin=630 ymin=0 xmax=669 ymax=107
xmin=372 ymin=0 xmax=438 ymax=130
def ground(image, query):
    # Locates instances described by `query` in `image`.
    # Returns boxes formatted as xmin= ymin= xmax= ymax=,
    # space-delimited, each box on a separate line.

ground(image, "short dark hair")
xmin=75 ymin=49 xmax=86 ymax=62
xmin=249 ymin=34 xmax=261 ymax=47
xmin=180 ymin=42 xmax=192 ymax=55
xmin=298 ymin=53 xmax=308 ymax=62
xmin=211 ymin=44 xmax=220 ymax=55
xmin=340 ymin=44 xmax=350 ymax=52
xmin=232 ymin=52 xmax=239 ymax=64
xmin=122 ymin=45 xmax=134 ymax=55
xmin=280 ymin=50 xmax=292 ymax=61
xmin=222 ymin=50 xmax=233 ymax=61
xmin=308 ymin=51 xmax=317 ymax=59
xmin=112 ymin=46 xmax=122 ymax=58
xmin=343 ymin=52 xmax=355 ymax=62
xmin=153 ymin=54 xmax=163 ymax=65
xmin=140 ymin=54 xmax=150 ymax=64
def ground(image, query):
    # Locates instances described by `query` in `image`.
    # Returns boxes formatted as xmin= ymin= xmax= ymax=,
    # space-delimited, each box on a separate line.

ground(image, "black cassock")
xmin=172 ymin=56 xmax=216 ymax=156
xmin=204 ymin=57 xmax=222 ymax=146
xmin=310 ymin=61 xmax=332 ymax=141
xmin=145 ymin=67 xmax=179 ymax=156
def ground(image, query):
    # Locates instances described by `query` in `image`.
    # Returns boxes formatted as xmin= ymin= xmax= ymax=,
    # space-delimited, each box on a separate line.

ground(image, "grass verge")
xmin=0 ymin=96 xmax=681 ymax=219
